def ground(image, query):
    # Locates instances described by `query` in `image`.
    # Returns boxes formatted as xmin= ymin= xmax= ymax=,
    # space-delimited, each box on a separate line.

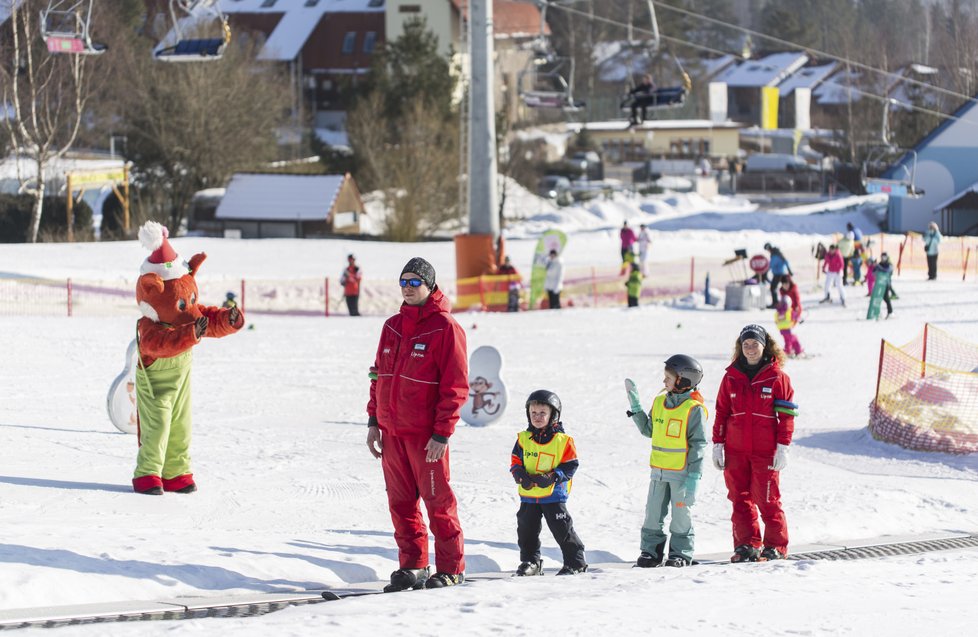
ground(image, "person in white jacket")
xmin=544 ymin=250 xmax=564 ymax=309
xmin=637 ymin=225 xmax=652 ymax=275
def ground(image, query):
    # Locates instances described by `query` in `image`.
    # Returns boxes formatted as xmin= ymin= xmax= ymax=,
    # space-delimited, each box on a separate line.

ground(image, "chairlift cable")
xmin=651 ymin=1 xmax=978 ymax=107
xmin=545 ymin=1 xmax=978 ymax=131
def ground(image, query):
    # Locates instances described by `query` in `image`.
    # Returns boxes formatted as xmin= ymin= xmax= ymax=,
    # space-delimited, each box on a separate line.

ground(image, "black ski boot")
xmin=663 ymin=556 xmax=690 ymax=568
xmin=555 ymin=564 xmax=588 ymax=576
xmin=758 ymin=547 xmax=786 ymax=561
xmin=730 ymin=544 xmax=760 ymax=563
xmin=635 ymin=551 xmax=661 ymax=568
xmin=516 ymin=559 xmax=543 ymax=576
xmin=424 ymin=572 xmax=465 ymax=588
xmin=383 ymin=566 xmax=430 ymax=592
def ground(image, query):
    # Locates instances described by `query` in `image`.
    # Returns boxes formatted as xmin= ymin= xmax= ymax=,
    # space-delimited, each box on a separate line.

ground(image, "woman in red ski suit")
xmin=366 ymin=257 xmax=469 ymax=590
xmin=712 ymin=324 xmax=797 ymax=562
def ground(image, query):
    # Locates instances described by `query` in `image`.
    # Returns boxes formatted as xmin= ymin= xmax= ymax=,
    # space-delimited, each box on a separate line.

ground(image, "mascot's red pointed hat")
xmin=139 ymin=221 xmax=183 ymax=281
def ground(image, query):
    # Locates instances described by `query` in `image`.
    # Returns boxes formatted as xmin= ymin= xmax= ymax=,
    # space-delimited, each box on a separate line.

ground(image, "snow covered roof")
xmin=698 ymin=54 xmax=737 ymax=79
xmin=813 ymin=70 xmax=864 ymax=105
xmin=214 ymin=173 xmax=349 ymax=221
xmin=777 ymin=62 xmax=837 ymax=96
xmin=933 ymin=182 xmax=978 ymax=211
xmin=567 ymin=119 xmax=744 ymax=132
xmin=0 ymin=1 xmax=24 ymax=25
xmin=220 ymin=0 xmax=384 ymax=13
xmin=153 ymin=0 xmax=385 ymax=61
xmin=716 ymin=52 xmax=809 ymax=88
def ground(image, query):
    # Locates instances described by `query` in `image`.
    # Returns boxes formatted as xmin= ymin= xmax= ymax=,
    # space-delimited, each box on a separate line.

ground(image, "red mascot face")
xmin=136 ymin=253 xmax=206 ymax=325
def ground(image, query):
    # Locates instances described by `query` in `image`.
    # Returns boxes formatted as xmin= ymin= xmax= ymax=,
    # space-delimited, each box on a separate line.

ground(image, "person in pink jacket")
xmin=620 ymin=221 xmax=637 ymax=262
xmin=819 ymin=244 xmax=846 ymax=307
xmin=712 ymin=324 xmax=797 ymax=562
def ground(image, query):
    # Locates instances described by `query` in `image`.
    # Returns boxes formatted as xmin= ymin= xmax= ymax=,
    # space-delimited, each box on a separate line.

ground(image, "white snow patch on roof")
xmin=215 ymin=173 xmax=347 ymax=221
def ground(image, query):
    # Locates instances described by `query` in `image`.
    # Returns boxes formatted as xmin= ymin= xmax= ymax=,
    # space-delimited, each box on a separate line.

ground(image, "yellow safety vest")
xmin=774 ymin=307 xmax=793 ymax=330
xmin=649 ymin=394 xmax=706 ymax=471
xmin=517 ymin=430 xmax=573 ymax=498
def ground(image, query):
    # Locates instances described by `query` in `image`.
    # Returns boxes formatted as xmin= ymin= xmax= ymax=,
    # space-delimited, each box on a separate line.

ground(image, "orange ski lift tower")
xmin=65 ymin=165 xmax=131 ymax=242
xmin=40 ymin=0 xmax=107 ymax=55
xmin=154 ymin=0 xmax=231 ymax=62
xmin=456 ymin=0 xmax=500 ymax=280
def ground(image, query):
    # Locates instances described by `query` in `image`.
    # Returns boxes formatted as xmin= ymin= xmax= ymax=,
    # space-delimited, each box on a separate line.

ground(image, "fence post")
xmin=689 ymin=256 xmax=695 ymax=293
xmin=874 ymin=339 xmax=885 ymax=408
xmin=963 ymin=247 xmax=971 ymax=282
xmin=921 ymin=323 xmax=928 ymax=379
xmin=591 ymin=267 xmax=597 ymax=307
xmin=240 ymin=279 xmax=246 ymax=314
xmin=66 ymin=278 xmax=73 ymax=317
xmin=325 ymin=277 xmax=330 ymax=317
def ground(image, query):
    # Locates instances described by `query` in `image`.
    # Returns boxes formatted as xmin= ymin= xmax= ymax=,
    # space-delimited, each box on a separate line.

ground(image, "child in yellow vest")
xmin=509 ymin=390 xmax=587 ymax=576
xmin=624 ymin=355 xmax=708 ymax=566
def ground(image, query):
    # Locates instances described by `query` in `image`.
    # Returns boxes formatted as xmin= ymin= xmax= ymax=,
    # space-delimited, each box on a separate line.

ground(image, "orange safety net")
xmin=869 ymin=324 xmax=978 ymax=454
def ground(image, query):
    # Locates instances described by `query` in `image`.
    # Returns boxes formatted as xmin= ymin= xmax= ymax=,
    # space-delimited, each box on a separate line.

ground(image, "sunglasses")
xmin=399 ymin=278 xmax=425 ymax=288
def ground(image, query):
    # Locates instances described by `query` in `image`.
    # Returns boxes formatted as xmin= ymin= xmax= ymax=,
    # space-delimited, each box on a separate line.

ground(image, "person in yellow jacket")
xmin=509 ymin=390 xmax=587 ymax=577
xmin=624 ymin=355 xmax=708 ymax=567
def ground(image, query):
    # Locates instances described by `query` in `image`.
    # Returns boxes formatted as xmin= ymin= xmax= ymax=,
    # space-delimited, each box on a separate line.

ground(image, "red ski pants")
xmin=723 ymin=451 xmax=789 ymax=554
xmin=381 ymin=433 xmax=465 ymax=574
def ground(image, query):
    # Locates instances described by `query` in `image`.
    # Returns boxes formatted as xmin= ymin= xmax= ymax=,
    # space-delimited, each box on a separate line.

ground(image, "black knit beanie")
xmin=401 ymin=257 xmax=436 ymax=289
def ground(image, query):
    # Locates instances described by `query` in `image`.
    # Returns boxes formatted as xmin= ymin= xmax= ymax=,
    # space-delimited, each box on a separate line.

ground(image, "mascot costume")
xmin=132 ymin=221 xmax=244 ymax=495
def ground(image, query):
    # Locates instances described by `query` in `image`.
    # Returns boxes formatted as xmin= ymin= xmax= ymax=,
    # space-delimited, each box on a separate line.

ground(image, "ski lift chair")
xmin=620 ymin=70 xmax=692 ymax=119
xmin=518 ymin=57 xmax=585 ymax=112
xmin=40 ymin=0 xmax=107 ymax=55
xmin=154 ymin=0 xmax=231 ymax=62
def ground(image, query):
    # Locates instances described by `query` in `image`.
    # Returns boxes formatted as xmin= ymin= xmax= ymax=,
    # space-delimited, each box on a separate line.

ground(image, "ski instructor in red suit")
xmin=712 ymin=324 xmax=797 ymax=563
xmin=367 ymin=257 xmax=469 ymax=591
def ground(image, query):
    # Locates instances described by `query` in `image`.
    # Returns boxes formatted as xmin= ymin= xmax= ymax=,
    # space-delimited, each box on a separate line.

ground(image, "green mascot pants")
xmin=134 ymin=350 xmax=194 ymax=482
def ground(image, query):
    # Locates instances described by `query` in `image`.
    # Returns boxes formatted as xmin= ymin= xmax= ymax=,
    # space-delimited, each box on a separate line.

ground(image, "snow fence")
xmin=869 ymin=324 xmax=978 ymax=454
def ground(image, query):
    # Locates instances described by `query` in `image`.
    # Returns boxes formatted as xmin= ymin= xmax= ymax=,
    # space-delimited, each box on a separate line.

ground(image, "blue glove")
xmin=682 ymin=473 xmax=700 ymax=507
xmin=625 ymin=378 xmax=646 ymax=420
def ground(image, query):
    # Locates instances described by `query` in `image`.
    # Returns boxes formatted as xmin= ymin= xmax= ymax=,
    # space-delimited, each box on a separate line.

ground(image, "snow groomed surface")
xmin=1 ymin=532 xmax=973 ymax=631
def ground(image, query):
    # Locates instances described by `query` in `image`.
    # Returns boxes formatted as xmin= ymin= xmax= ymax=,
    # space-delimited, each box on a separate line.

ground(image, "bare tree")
xmin=348 ymin=93 xmax=460 ymax=241
xmin=112 ymin=33 xmax=292 ymax=231
xmin=0 ymin=0 xmax=95 ymax=242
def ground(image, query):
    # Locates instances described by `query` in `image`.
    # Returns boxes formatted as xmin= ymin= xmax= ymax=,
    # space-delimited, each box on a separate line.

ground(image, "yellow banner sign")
xmin=69 ymin=170 xmax=126 ymax=187
xmin=761 ymin=86 xmax=780 ymax=130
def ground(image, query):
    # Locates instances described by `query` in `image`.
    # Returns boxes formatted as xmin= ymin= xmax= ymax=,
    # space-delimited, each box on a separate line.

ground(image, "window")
xmin=342 ymin=32 xmax=356 ymax=54
xmin=363 ymin=31 xmax=377 ymax=53
xmin=368 ymin=0 xmax=385 ymax=7
xmin=304 ymin=0 xmax=320 ymax=6
xmin=260 ymin=0 xmax=277 ymax=7
xmin=400 ymin=4 xmax=421 ymax=12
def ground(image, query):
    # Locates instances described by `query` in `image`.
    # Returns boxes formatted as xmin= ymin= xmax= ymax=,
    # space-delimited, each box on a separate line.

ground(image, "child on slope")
xmin=775 ymin=296 xmax=804 ymax=358
xmin=624 ymin=356 xmax=708 ymax=567
xmin=510 ymin=390 xmax=587 ymax=576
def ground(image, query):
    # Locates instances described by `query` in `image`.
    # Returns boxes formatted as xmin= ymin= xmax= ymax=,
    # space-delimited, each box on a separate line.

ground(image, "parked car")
xmin=566 ymin=151 xmax=603 ymax=180
xmin=537 ymin=175 xmax=573 ymax=206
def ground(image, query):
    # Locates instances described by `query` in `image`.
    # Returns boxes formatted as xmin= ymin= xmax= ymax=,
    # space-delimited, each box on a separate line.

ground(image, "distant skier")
xmin=923 ymin=222 xmax=942 ymax=280
xmin=625 ymin=355 xmax=707 ymax=567
xmin=509 ymin=390 xmax=587 ymax=576
xmin=340 ymin=253 xmax=362 ymax=316
xmin=620 ymin=221 xmax=637 ymax=262
xmin=763 ymin=243 xmax=793 ymax=308
xmin=819 ymin=244 xmax=846 ymax=307
xmin=626 ymin=262 xmax=642 ymax=307
xmin=712 ymin=325 xmax=796 ymax=562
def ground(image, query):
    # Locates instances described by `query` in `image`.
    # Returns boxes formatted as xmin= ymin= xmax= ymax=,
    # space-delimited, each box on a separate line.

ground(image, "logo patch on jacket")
xmin=761 ymin=386 xmax=772 ymax=398
xmin=414 ymin=343 xmax=427 ymax=351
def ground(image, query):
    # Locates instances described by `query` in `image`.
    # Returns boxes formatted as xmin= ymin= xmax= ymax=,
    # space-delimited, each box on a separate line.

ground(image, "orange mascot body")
xmin=132 ymin=221 xmax=243 ymax=495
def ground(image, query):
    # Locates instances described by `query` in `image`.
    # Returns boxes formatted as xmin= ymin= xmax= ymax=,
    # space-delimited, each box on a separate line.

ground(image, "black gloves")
xmin=531 ymin=472 xmax=557 ymax=488
xmin=512 ymin=465 xmax=534 ymax=490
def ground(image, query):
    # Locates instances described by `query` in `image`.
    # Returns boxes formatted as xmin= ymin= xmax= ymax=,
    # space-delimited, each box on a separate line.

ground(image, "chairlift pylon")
xmin=154 ymin=0 xmax=231 ymax=63
xmin=40 ymin=0 xmax=107 ymax=56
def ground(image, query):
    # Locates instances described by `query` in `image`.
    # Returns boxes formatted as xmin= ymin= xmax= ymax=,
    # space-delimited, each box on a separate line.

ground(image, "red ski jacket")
xmin=712 ymin=358 xmax=796 ymax=456
xmin=367 ymin=288 xmax=468 ymax=440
